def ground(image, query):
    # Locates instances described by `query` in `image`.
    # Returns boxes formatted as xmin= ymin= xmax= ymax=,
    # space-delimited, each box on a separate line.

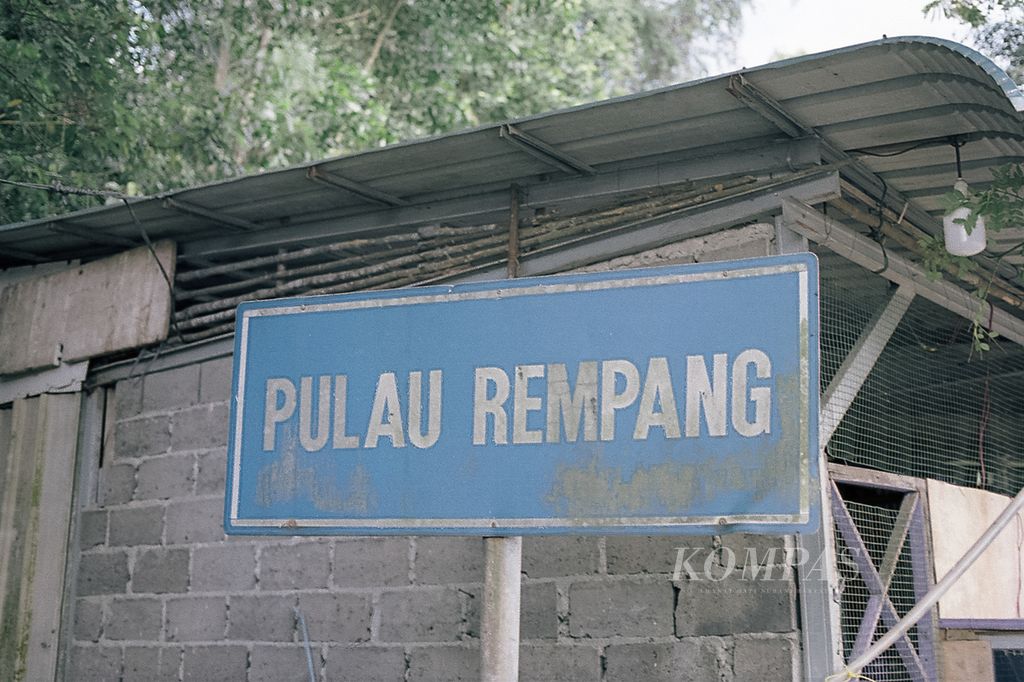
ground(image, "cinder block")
xmin=165 ymin=497 xmax=224 ymax=544
xmin=464 ymin=582 xmax=556 ymax=640
xmin=182 ymin=645 xmax=248 ymax=682
xmin=732 ymin=636 xmax=794 ymax=681
xmin=192 ymin=544 xmax=255 ymax=591
xmin=77 ymin=551 xmax=130 ymax=596
xmin=100 ymin=462 xmax=136 ymax=506
xmin=115 ymin=415 xmax=171 ymax=459
xmin=74 ymin=599 xmax=103 ymax=642
xmin=123 ymin=646 xmax=181 ymax=682
xmin=105 ymin=597 xmax=163 ymax=640
xmin=334 ymin=537 xmax=409 ymax=588
xmin=378 ymin=589 xmax=463 ymax=642
xmin=606 ymin=535 xmax=713 ymax=575
xmin=143 ymin=364 xmax=200 ymax=413
xmin=324 ymin=646 xmax=406 ymax=682
xmin=521 ymin=582 xmax=558 ymax=640
xmin=519 ymin=644 xmax=601 ymax=681
xmin=408 ymin=645 xmax=478 ymax=681
xmin=261 ymin=541 xmax=330 ymax=590
xmin=171 ymin=403 xmax=229 ymax=451
xmin=250 ymin=644 xmax=318 ymax=682
xmin=108 ymin=505 xmax=164 ymax=547
xmin=415 ymin=537 xmax=484 ymax=584
xmin=165 ymin=596 xmax=227 ymax=642
xmin=115 ymin=376 xmax=144 ymax=421
xmin=604 ymin=640 xmax=723 ymax=681
xmin=199 ymin=357 xmax=233 ymax=404
xmin=297 ymin=592 xmax=371 ymax=643
xmin=80 ymin=509 xmax=108 ymax=549
xmin=132 ymin=547 xmax=189 ymax=594
xmin=568 ymin=580 xmax=674 ymax=638
xmin=135 ymin=454 xmax=195 ymax=501
xmin=195 ymin=448 xmax=227 ymax=495
xmin=69 ymin=645 xmax=122 ymax=682
xmin=675 ymin=579 xmax=793 ymax=636
xmin=522 ymin=536 xmax=600 ymax=578
xmin=718 ymin=533 xmax=789 ymax=568
xmin=228 ymin=594 xmax=296 ymax=641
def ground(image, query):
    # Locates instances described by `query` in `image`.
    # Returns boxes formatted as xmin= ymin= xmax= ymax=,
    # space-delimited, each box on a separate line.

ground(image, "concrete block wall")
xmin=68 ymin=353 xmax=800 ymax=682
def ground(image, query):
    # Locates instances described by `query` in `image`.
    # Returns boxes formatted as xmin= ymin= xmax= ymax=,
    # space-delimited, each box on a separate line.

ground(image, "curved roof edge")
xmin=743 ymin=35 xmax=1024 ymax=112
xmin=1 ymin=37 xmax=1020 ymax=237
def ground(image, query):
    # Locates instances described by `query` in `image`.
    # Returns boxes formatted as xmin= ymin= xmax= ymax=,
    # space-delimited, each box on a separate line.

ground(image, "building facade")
xmin=2 ymin=37 xmax=1024 ymax=681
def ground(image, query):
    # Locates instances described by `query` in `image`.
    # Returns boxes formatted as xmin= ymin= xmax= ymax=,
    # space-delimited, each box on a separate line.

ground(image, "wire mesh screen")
xmin=818 ymin=250 xmax=895 ymax=393
xmin=819 ymin=250 xmax=1024 ymax=497
xmin=834 ymin=490 xmax=925 ymax=682
xmin=994 ymin=648 xmax=1024 ymax=681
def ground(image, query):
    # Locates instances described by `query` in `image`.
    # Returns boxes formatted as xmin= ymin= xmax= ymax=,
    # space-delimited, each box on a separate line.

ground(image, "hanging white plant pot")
xmin=943 ymin=179 xmax=987 ymax=256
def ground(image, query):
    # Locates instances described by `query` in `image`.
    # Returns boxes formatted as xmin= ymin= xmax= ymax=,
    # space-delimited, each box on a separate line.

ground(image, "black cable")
xmin=0 ymin=177 xmax=125 ymax=198
xmin=122 ymin=198 xmax=184 ymax=344
xmin=848 ymin=139 xmax=934 ymax=158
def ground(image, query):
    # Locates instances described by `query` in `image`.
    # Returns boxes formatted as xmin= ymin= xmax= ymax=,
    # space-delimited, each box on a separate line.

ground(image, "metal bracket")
xmin=728 ymin=74 xmax=809 ymax=138
xmin=306 ymin=166 xmax=409 ymax=207
xmin=163 ymin=198 xmax=260 ymax=231
xmin=499 ymin=124 xmax=596 ymax=175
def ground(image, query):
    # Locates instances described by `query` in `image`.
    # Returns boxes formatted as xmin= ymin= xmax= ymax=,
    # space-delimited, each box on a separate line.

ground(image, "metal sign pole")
xmin=479 ymin=185 xmax=524 ymax=682
xmin=481 ymin=536 xmax=522 ymax=681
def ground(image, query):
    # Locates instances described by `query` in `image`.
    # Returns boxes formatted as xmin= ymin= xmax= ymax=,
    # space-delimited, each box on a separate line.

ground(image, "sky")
xmin=721 ymin=0 xmax=972 ymax=73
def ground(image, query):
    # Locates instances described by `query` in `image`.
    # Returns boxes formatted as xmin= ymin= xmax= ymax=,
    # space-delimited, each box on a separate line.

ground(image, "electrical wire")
xmin=0 ymin=175 xmax=185 ymax=346
xmin=848 ymin=139 xmax=934 ymax=158
xmin=0 ymin=176 xmax=125 ymax=198
xmin=122 ymin=198 xmax=184 ymax=344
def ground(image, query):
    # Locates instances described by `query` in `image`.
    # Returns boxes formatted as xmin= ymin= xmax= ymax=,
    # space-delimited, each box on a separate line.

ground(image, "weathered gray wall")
xmin=65 ymin=227 xmax=801 ymax=681
xmin=66 ymin=357 xmax=799 ymax=681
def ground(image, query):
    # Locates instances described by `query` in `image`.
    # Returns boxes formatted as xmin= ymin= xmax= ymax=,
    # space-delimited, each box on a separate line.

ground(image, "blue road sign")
xmin=225 ymin=254 xmax=819 ymax=535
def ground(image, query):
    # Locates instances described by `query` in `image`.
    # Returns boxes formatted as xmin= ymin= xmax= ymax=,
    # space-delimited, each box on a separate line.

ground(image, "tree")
xmin=925 ymin=0 xmax=1024 ymax=79
xmin=0 ymin=1 xmax=144 ymax=220
xmin=923 ymin=0 xmax=1024 ymax=266
xmin=0 ymin=0 xmax=748 ymax=224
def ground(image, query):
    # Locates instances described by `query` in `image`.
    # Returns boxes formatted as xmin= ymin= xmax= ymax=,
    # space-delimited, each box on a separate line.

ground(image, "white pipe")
xmin=842 ymin=483 xmax=1024 ymax=677
xmin=481 ymin=536 xmax=522 ymax=682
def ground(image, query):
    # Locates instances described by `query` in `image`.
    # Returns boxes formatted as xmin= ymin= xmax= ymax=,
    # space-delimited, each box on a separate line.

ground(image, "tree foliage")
xmin=925 ymin=0 xmax=1024 ymax=79
xmin=0 ymin=0 xmax=747 ymax=223
xmin=924 ymin=0 xmax=1024 ymax=272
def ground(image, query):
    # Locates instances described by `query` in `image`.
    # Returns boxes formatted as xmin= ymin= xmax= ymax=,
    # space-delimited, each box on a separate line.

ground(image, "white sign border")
xmin=228 ymin=261 xmax=813 ymax=531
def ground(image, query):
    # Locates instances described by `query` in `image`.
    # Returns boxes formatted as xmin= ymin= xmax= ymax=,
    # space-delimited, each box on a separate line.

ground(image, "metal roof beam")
xmin=180 ymin=137 xmax=821 ymax=261
xmin=163 ymin=198 xmax=260 ymax=232
xmin=306 ymin=166 xmax=409 ymax=207
xmin=499 ymin=124 xmax=596 ymax=175
xmin=727 ymin=74 xmax=950 ymax=246
xmin=728 ymin=75 xmax=809 ymax=138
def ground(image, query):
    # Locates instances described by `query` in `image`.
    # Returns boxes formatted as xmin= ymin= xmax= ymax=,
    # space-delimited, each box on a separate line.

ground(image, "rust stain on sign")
xmin=546 ymin=371 xmax=804 ymax=519
xmin=256 ymin=430 xmax=378 ymax=513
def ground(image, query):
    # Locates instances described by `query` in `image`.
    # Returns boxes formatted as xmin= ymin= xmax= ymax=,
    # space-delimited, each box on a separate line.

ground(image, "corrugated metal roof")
xmin=1 ymin=36 xmax=1022 ymax=268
